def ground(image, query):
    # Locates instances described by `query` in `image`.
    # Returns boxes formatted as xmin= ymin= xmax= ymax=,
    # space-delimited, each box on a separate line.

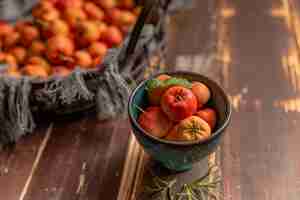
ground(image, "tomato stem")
xmin=134 ymin=104 xmax=145 ymax=113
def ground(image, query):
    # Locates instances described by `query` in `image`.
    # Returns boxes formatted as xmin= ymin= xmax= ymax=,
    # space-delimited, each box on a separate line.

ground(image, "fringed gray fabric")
xmin=0 ymin=54 xmax=131 ymax=146
xmin=33 ymin=48 xmax=130 ymax=120
xmin=35 ymin=69 xmax=94 ymax=111
xmin=95 ymin=50 xmax=131 ymax=120
xmin=0 ymin=0 xmax=39 ymax=21
xmin=0 ymin=76 xmax=35 ymax=146
xmin=118 ymin=25 xmax=155 ymax=75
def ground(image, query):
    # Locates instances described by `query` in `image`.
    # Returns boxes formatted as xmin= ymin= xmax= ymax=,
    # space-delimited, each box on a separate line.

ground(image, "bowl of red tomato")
xmin=128 ymin=71 xmax=231 ymax=171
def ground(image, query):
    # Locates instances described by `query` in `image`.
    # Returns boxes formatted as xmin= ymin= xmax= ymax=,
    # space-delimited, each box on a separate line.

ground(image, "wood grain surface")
xmin=2 ymin=0 xmax=300 ymax=200
xmin=122 ymin=0 xmax=300 ymax=199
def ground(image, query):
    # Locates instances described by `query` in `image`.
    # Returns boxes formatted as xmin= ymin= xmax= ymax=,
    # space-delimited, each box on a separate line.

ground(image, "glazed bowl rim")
xmin=128 ymin=70 xmax=232 ymax=146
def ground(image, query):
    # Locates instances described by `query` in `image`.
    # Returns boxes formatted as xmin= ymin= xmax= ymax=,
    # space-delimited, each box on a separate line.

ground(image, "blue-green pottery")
xmin=128 ymin=71 xmax=231 ymax=171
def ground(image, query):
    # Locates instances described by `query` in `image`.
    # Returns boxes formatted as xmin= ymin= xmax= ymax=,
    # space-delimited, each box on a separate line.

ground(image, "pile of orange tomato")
xmin=138 ymin=74 xmax=218 ymax=142
xmin=0 ymin=0 xmax=139 ymax=78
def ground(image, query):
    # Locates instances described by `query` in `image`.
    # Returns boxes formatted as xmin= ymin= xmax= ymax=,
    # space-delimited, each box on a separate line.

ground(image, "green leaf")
xmin=146 ymin=77 xmax=192 ymax=94
xmin=146 ymin=78 xmax=163 ymax=92
xmin=163 ymin=77 xmax=192 ymax=89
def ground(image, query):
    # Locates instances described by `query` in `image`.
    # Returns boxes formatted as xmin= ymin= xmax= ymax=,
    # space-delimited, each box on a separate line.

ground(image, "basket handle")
xmin=118 ymin=0 xmax=158 ymax=68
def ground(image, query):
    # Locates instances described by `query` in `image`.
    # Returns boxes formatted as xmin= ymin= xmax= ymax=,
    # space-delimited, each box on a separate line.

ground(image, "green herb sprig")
xmin=144 ymin=166 xmax=221 ymax=200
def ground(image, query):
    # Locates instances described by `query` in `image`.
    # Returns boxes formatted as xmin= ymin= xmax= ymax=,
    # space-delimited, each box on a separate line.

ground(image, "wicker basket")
xmin=0 ymin=0 xmax=177 ymax=146
xmin=22 ymin=0 xmax=172 ymax=115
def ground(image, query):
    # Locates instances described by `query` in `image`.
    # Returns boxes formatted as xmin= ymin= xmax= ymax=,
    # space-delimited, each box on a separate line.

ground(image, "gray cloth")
xmin=96 ymin=53 xmax=131 ymax=120
xmin=0 ymin=76 xmax=35 ymax=146
xmin=0 ymin=0 xmax=39 ymax=21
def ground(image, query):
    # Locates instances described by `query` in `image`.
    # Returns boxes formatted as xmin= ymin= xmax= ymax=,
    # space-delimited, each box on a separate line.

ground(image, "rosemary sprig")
xmin=144 ymin=166 xmax=221 ymax=200
xmin=144 ymin=172 xmax=177 ymax=200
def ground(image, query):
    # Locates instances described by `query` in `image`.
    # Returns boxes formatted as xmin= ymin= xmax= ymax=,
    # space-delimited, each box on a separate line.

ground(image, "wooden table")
xmin=2 ymin=0 xmax=300 ymax=199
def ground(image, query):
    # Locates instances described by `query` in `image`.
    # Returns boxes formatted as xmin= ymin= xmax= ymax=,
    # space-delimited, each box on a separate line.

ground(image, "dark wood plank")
xmin=220 ymin=0 xmax=300 ymax=200
xmin=120 ymin=1 xmax=224 ymax=199
xmin=135 ymin=0 xmax=300 ymax=200
xmin=167 ymin=0 xmax=220 ymax=80
xmin=3 ymin=1 xmax=300 ymax=200
xmin=22 ymin=115 xmax=130 ymax=200
xmin=0 ymin=125 xmax=50 ymax=200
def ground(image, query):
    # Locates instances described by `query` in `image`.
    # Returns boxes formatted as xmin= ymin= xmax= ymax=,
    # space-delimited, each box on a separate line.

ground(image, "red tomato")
xmin=138 ymin=107 xmax=173 ymax=138
xmin=161 ymin=86 xmax=198 ymax=122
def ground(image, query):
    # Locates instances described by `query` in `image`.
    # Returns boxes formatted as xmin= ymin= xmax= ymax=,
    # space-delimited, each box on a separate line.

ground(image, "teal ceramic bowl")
xmin=128 ymin=71 xmax=231 ymax=171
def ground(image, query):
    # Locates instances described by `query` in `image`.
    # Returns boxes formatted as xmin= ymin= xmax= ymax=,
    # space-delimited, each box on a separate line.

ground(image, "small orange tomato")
xmin=92 ymin=56 xmax=103 ymax=67
xmin=166 ymin=116 xmax=211 ymax=141
xmin=29 ymin=40 xmax=46 ymax=56
xmin=2 ymin=31 xmax=20 ymax=49
xmin=195 ymin=108 xmax=217 ymax=130
xmin=7 ymin=70 xmax=21 ymax=77
xmin=95 ymin=0 xmax=117 ymax=10
xmin=101 ymin=26 xmax=123 ymax=47
xmin=0 ymin=52 xmax=6 ymax=61
xmin=55 ymin=0 xmax=83 ymax=10
xmin=157 ymin=74 xmax=171 ymax=81
xmin=6 ymin=64 xmax=20 ymax=77
xmin=46 ymin=35 xmax=75 ymax=64
xmin=52 ymin=66 xmax=71 ymax=76
xmin=22 ymin=64 xmax=48 ymax=78
xmin=32 ymin=1 xmax=55 ymax=18
xmin=15 ymin=21 xmax=32 ymax=32
xmin=88 ymin=42 xmax=107 ymax=58
xmin=96 ymin=22 xmax=108 ymax=35
xmin=20 ymin=25 xmax=40 ymax=46
xmin=48 ymin=19 xmax=70 ymax=37
xmin=75 ymin=20 xmax=101 ymax=46
xmin=191 ymin=82 xmax=211 ymax=108
xmin=83 ymin=2 xmax=105 ymax=20
xmin=42 ymin=8 xmax=60 ymax=22
xmin=133 ymin=6 xmax=142 ymax=16
xmin=32 ymin=2 xmax=60 ymax=21
xmin=118 ymin=11 xmax=137 ymax=26
xmin=119 ymin=25 xmax=132 ymax=35
xmin=74 ymin=50 xmax=93 ymax=68
xmin=63 ymin=7 xmax=87 ymax=27
xmin=27 ymin=56 xmax=51 ymax=74
xmin=0 ymin=21 xmax=14 ymax=37
xmin=9 ymin=47 xmax=27 ymax=64
xmin=118 ymin=0 xmax=135 ymax=9
xmin=3 ymin=54 xmax=18 ymax=68
xmin=106 ymin=8 xmax=121 ymax=24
